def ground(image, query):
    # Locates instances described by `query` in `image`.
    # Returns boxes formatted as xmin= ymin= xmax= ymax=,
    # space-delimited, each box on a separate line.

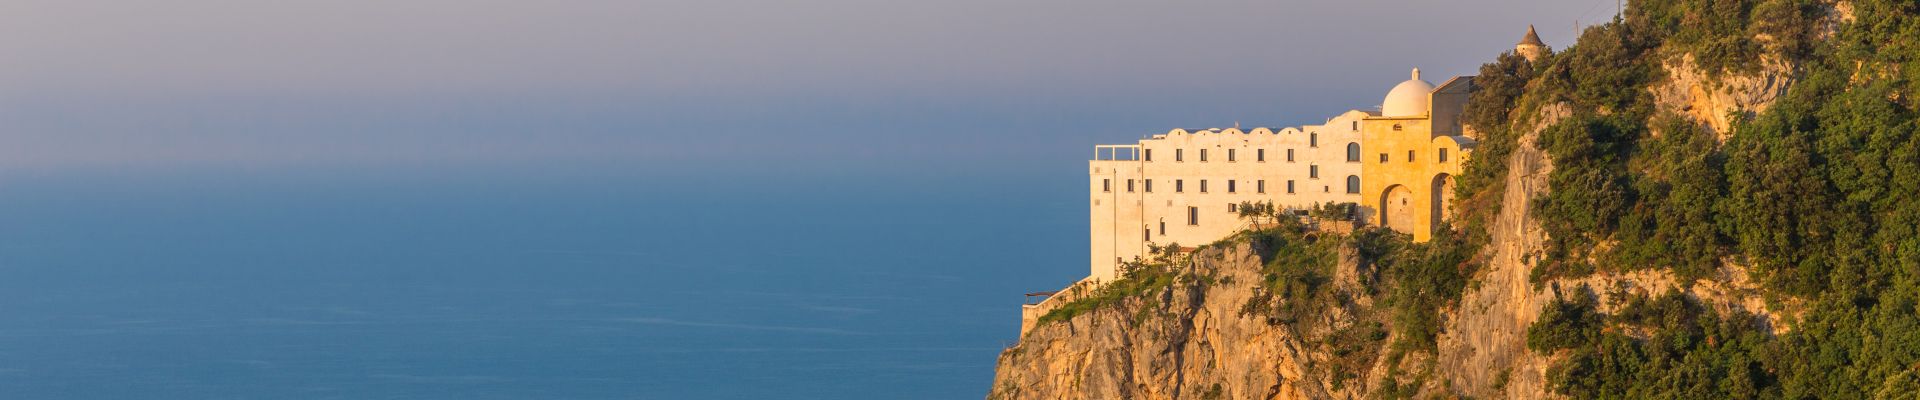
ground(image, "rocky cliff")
xmin=988 ymin=112 xmax=1570 ymax=399
xmin=990 ymin=1 xmax=1901 ymax=398
xmin=991 ymin=97 xmax=1785 ymax=400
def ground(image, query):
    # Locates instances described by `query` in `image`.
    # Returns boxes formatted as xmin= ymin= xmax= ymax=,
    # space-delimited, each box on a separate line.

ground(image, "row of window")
xmin=1142 ymin=144 xmax=1453 ymax=165
xmin=1375 ymin=148 xmax=1452 ymax=163
xmin=1147 ymin=141 xmax=1341 ymax=163
xmin=1102 ymin=176 xmax=1362 ymax=194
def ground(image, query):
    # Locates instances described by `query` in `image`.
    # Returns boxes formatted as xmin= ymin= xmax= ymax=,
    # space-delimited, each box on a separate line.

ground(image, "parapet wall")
xmin=1019 ymin=278 xmax=1097 ymax=336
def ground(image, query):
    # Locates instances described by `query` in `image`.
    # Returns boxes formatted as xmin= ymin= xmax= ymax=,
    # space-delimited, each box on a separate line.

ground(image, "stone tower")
xmin=1516 ymin=25 xmax=1547 ymax=62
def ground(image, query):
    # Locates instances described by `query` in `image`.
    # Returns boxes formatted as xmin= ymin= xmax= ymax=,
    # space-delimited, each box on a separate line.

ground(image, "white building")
xmin=1085 ymin=65 xmax=1498 ymax=283
xmin=1086 ymin=111 xmax=1374 ymax=282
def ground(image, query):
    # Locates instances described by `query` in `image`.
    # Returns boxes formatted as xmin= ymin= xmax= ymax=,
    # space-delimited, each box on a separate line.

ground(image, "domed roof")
xmin=1381 ymin=68 xmax=1434 ymax=117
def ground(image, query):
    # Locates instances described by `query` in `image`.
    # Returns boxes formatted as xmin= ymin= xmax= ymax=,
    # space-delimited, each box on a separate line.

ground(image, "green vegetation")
xmin=1474 ymin=0 xmax=1920 ymax=397
xmin=1032 ymin=258 xmax=1181 ymax=326
xmin=1231 ymin=214 xmax=1482 ymax=393
xmin=1528 ymin=289 xmax=1776 ymax=398
xmin=1237 ymin=219 xmax=1341 ymax=327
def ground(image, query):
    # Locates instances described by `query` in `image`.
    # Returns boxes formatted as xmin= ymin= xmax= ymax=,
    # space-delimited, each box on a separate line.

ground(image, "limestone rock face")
xmin=1430 ymin=103 xmax=1564 ymax=399
xmin=1650 ymin=55 xmax=1797 ymax=140
xmin=990 ymin=244 xmax=1336 ymax=400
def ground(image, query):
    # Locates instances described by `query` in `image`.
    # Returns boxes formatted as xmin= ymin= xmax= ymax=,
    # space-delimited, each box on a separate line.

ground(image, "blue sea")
xmin=0 ymin=168 xmax=1085 ymax=399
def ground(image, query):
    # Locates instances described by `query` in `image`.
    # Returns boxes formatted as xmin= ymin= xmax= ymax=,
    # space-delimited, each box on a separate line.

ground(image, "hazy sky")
xmin=0 ymin=0 xmax=1612 ymax=176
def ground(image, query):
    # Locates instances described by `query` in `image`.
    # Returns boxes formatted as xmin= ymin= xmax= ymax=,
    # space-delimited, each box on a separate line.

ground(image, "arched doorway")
xmin=1431 ymin=174 xmax=1454 ymax=234
xmin=1380 ymin=184 xmax=1414 ymax=233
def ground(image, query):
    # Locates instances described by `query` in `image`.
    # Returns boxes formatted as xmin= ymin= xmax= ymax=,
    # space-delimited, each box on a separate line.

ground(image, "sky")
xmin=0 ymin=0 xmax=1614 ymax=178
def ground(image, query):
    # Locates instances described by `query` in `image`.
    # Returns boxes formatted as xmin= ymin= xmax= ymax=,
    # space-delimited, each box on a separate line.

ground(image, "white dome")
xmin=1381 ymin=68 xmax=1434 ymax=117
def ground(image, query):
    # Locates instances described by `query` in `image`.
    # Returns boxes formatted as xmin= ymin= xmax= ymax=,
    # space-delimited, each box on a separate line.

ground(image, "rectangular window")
xmin=1228 ymin=203 xmax=1238 ymax=212
xmin=1176 ymin=149 xmax=1184 ymax=162
xmin=1145 ymin=149 xmax=1153 ymax=162
xmin=1310 ymin=133 xmax=1319 ymax=147
xmin=1145 ymin=229 xmax=1151 ymax=241
xmin=1159 ymin=221 xmax=1166 ymax=235
xmin=1287 ymin=180 xmax=1296 ymax=194
xmin=1176 ymin=179 xmax=1184 ymax=193
xmin=1227 ymin=149 xmax=1236 ymax=162
xmin=1127 ymin=179 xmax=1136 ymax=192
xmin=1310 ymin=165 xmax=1319 ymax=178
xmin=1439 ymin=148 xmax=1450 ymax=162
xmin=1408 ymin=150 xmax=1415 ymax=162
xmin=1199 ymin=149 xmax=1208 ymax=162
xmin=1257 ymin=149 xmax=1266 ymax=162
xmin=1227 ymin=180 xmax=1236 ymax=193
xmin=1103 ymin=179 xmax=1111 ymax=192
xmin=1380 ymin=153 xmax=1389 ymax=163
xmin=1287 ymin=149 xmax=1295 ymax=162
xmin=1199 ymin=180 xmax=1208 ymax=193
xmin=1352 ymin=121 xmax=1359 ymax=131
xmin=1187 ymin=206 xmax=1199 ymax=225
xmin=1258 ymin=180 xmax=1267 ymax=194
xmin=1145 ymin=179 xmax=1154 ymax=193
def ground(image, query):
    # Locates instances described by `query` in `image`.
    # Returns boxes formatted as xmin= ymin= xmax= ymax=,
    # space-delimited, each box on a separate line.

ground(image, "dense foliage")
xmin=1528 ymin=289 xmax=1777 ymax=398
xmin=1471 ymin=0 xmax=1920 ymax=397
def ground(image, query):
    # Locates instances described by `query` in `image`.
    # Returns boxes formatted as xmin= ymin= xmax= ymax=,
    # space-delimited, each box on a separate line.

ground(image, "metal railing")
xmin=1093 ymin=145 xmax=1142 ymax=161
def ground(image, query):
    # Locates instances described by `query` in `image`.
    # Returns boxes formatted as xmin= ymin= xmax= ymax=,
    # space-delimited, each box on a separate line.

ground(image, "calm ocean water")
xmin=0 ymin=169 xmax=1084 ymax=399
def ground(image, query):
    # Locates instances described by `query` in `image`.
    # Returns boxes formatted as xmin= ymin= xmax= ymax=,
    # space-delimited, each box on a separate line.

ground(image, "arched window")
xmin=1346 ymin=175 xmax=1360 ymax=193
xmin=1346 ymin=143 xmax=1360 ymax=162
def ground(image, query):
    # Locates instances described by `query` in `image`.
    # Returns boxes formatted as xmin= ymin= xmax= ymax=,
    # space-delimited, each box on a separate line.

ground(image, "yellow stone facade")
xmin=1358 ymin=72 xmax=1474 ymax=242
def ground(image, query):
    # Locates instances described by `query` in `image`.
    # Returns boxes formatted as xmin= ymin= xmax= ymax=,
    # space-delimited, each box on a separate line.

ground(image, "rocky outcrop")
xmin=1430 ymin=103 xmax=1564 ymax=399
xmin=990 ymin=243 xmax=1381 ymax=400
xmin=1650 ymin=55 xmax=1797 ymax=140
